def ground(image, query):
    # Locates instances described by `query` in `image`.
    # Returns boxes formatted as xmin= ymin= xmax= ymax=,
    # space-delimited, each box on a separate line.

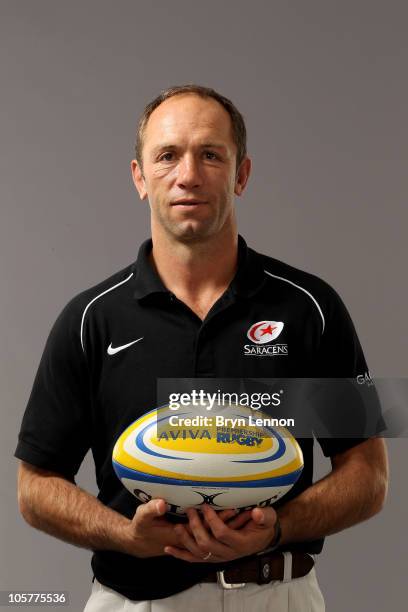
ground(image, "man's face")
xmin=131 ymin=94 xmax=250 ymax=243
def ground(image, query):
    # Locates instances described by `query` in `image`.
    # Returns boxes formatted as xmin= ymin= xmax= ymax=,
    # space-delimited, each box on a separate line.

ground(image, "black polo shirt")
xmin=15 ymin=235 xmax=370 ymax=600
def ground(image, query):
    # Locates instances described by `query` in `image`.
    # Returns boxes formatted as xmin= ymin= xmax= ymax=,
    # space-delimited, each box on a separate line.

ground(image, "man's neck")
xmin=149 ymin=226 xmax=239 ymax=313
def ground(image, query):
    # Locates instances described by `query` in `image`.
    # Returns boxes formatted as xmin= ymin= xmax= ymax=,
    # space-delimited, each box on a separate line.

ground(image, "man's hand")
xmin=122 ymin=499 xmax=240 ymax=558
xmin=121 ymin=498 xmax=182 ymax=558
xmin=164 ymin=504 xmax=278 ymax=563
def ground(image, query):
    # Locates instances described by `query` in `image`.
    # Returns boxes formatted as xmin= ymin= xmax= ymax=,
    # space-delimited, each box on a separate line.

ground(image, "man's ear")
xmin=131 ymin=159 xmax=148 ymax=200
xmin=234 ymin=156 xmax=252 ymax=196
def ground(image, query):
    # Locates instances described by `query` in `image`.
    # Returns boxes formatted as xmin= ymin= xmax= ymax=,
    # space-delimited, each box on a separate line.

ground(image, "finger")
xmin=184 ymin=523 xmax=193 ymax=536
xmin=201 ymin=505 xmax=243 ymax=548
xmin=236 ymin=508 xmax=279 ymax=540
xmin=225 ymin=510 xmax=253 ymax=530
xmin=186 ymin=508 xmax=234 ymax=558
xmin=217 ymin=508 xmax=239 ymax=522
xmin=186 ymin=508 xmax=213 ymax=551
xmin=201 ymin=508 xmax=237 ymax=531
xmin=174 ymin=523 xmax=209 ymax=559
xmin=133 ymin=498 xmax=167 ymax=526
xmin=251 ymin=506 xmax=277 ymax=528
xmin=203 ymin=506 xmax=277 ymax=557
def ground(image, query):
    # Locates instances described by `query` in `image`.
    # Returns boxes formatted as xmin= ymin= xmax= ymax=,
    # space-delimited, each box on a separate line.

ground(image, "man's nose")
xmin=176 ymin=155 xmax=202 ymax=189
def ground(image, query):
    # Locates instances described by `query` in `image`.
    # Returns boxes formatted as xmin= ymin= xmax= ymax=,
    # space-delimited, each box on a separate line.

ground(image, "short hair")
xmin=135 ymin=84 xmax=247 ymax=172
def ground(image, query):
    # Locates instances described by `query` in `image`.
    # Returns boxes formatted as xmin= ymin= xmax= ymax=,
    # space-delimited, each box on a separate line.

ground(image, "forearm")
xmin=278 ymin=443 xmax=388 ymax=545
xmin=18 ymin=465 xmax=135 ymax=554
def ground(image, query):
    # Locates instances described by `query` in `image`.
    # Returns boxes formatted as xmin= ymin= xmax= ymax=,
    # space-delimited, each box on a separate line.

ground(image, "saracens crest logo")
xmin=244 ymin=320 xmax=288 ymax=356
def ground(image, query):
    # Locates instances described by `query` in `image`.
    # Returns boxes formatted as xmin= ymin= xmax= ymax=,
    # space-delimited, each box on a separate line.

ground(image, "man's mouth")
xmin=171 ymin=199 xmax=208 ymax=206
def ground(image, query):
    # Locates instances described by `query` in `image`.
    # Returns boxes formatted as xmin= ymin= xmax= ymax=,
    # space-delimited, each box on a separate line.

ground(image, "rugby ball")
xmin=112 ymin=403 xmax=303 ymax=515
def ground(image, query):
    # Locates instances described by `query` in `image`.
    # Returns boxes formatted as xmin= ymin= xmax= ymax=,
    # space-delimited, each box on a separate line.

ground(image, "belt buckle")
xmin=216 ymin=570 xmax=246 ymax=590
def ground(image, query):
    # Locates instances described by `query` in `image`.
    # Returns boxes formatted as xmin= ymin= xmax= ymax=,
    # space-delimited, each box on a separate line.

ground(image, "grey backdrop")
xmin=1 ymin=1 xmax=406 ymax=610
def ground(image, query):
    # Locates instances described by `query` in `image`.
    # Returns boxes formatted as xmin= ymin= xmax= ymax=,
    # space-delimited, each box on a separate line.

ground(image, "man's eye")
xmin=204 ymin=151 xmax=218 ymax=160
xmin=159 ymin=152 xmax=174 ymax=162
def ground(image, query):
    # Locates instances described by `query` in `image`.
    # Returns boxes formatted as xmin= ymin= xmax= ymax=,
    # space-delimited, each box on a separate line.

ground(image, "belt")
xmin=201 ymin=552 xmax=315 ymax=589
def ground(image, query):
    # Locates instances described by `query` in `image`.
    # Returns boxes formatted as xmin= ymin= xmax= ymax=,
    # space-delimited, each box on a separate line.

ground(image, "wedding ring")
xmin=203 ymin=551 xmax=212 ymax=561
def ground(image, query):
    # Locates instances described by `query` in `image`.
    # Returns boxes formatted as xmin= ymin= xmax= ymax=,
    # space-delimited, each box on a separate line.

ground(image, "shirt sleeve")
xmin=14 ymin=297 xmax=92 ymax=478
xmin=313 ymin=285 xmax=383 ymax=457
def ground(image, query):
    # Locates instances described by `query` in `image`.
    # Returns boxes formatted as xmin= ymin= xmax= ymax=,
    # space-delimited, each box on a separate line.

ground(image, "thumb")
xmin=251 ymin=506 xmax=277 ymax=528
xmin=133 ymin=498 xmax=167 ymax=526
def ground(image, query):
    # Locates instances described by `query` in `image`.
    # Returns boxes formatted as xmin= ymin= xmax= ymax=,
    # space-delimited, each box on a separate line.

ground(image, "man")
xmin=15 ymin=85 xmax=388 ymax=611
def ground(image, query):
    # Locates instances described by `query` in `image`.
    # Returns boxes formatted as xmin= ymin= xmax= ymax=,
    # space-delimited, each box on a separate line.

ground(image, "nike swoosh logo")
xmin=107 ymin=337 xmax=143 ymax=355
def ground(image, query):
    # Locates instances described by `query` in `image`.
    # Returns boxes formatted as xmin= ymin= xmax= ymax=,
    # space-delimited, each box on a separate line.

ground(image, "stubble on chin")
xmin=164 ymin=222 xmax=214 ymax=245
xmin=153 ymin=207 xmax=217 ymax=245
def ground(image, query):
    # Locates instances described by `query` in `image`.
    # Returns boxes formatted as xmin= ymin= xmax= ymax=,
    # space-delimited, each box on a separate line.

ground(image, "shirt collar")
xmin=230 ymin=235 xmax=267 ymax=298
xmin=132 ymin=235 xmax=266 ymax=301
xmin=132 ymin=238 xmax=168 ymax=300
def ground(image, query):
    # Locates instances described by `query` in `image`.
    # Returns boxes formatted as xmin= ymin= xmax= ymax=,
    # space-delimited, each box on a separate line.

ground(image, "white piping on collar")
xmin=264 ymin=269 xmax=325 ymax=334
xmin=80 ymin=272 xmax=134 ymax=353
